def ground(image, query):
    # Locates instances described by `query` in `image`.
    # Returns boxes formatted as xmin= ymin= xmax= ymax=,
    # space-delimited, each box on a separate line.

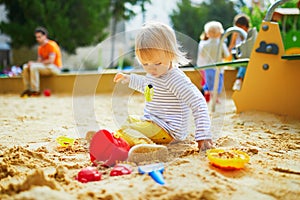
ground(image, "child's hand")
xmin=197 ymin=139 xmax=213 ymax=151
xmin=113 ymin=73 xmax=130 ymax=84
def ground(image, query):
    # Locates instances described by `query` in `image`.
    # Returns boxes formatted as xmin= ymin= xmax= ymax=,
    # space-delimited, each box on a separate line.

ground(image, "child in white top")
xmin=114 ymin=22 xmax=213 ymax=163
xmin=197 ymin=21 xmax=230 ymax=101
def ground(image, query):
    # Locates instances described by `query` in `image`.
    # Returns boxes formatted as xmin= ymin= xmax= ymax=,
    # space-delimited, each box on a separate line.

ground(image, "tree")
xmin=241 ymin=5 xmax=265 ymax=31
xmin=170 ymin=0 xmax=237 ymax=42
xmin=202 ymin=0 xmax=237 ymax=29
xmin=0 ymin=0 xmax=111 ymax=53
xmin=170 ymin=0 xmax=237 ymax=64
xmin=170 ymin=0 xmax=205 ymax=43
xmin=109 ymin=0 xmax=151 ymax=68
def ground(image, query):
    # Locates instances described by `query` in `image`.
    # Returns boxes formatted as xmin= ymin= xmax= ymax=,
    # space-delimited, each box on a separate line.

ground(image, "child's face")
xmin=138 ymin=50 xmax=172 ymax=78
xmin=207 ymin=30 xmax=221 ymax=38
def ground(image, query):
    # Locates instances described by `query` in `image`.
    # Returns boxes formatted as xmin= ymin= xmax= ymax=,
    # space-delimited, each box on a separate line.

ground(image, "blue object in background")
xmin=203 ymin=68 xmax=223 ymax=94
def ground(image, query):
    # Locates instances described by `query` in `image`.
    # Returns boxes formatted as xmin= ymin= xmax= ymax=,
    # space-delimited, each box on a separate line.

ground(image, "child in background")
xmin=197 ymin=21 xmax=230 ymax=102
xmin=229 ymin=14 xmax=250 ymax=91
xmin=114 ymin=22 xmax=213 ymax=163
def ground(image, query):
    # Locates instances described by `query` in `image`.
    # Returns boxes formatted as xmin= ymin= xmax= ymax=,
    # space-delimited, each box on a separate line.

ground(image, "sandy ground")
xmin=0 ymin=92 xmax=299 ymax=200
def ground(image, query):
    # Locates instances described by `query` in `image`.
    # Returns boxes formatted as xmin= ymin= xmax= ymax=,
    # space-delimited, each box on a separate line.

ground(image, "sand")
xmin=0 ymin=92 xmax=299 ymax=200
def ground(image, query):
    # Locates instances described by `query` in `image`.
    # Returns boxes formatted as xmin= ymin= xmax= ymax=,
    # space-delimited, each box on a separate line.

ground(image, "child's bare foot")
xmin=85 ymin=131 xmax=96 ymax=144
xmin=127 ymin=144 xmax=168 ymax=164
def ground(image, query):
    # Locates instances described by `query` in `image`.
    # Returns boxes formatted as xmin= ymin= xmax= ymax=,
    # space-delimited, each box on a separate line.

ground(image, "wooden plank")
xmin=274 ymin=8 xmax=300 ymax=16
xmin=194 ymin=58 xmax=249 ymax=69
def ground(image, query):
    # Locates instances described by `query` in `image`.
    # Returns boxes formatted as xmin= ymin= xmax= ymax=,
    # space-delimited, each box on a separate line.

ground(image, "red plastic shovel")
xmin=89 ymin=129 xmax=130 ymax=167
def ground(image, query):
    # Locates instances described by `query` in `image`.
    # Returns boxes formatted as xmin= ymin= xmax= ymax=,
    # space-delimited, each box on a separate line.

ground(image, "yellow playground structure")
xmin=232 ymin=0 xmax=300 ymax=119
xmin=196 ymin=0 xmax=300 ymax=119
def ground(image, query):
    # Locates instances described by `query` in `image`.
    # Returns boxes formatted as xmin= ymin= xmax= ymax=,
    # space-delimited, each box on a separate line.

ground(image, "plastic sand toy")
xmin=89 ymin=129 xmax=130 ymax=167
xmin=110 ymin=163 xmax=132 ymax=176
xmin=144 ymin=84 xmax=154 ymax=102
xmin=43 ymin=89 xmax=51 ymax=97
xmin=75 ymin=166 xmax=101 ymax=183
xmin=206 ymin=149 xmax=250 ymax=170
xmin=56 ymin=136 xmax=75 ymax=147
xmin=138 ymin=163 xmax=165 ymax=185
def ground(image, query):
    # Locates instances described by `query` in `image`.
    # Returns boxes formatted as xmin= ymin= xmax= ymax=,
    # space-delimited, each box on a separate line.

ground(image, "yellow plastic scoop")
xmin=56 ymin=136 xmax=75 ymax=147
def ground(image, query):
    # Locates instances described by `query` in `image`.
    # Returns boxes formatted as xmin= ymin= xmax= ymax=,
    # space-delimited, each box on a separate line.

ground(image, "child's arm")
xmin=168 ymin=73 xmax=212 ymax=145
xmin=114 ymin=72 xmax=146 ymax=94
xmin=228 ymin=32 xmax=238 ymax=51
xmin=129 ymin=74 xmax=146 ymax=93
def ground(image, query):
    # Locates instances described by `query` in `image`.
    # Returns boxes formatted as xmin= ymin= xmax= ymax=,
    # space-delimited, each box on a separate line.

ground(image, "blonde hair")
xmin=204 ymin=21 xmax=224 ymax=38
xmin=135 ymin=21 xmax=190 ymax=66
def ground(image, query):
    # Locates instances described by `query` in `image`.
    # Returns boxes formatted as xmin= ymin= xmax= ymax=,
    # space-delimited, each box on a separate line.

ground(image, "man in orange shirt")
xmin=21 ymin=27 xmax=62 ymax=97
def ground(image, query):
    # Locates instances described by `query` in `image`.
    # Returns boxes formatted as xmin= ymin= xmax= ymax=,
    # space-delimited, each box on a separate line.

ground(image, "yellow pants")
xmin=115 ymin=115 xmax=173 ymax=147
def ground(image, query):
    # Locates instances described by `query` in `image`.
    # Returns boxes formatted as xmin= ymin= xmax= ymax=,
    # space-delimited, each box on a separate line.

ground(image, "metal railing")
xmin=264 ymin=0 xmax=290 ymax=22
xmin=211 ymin=27 xmax=247 ymax=112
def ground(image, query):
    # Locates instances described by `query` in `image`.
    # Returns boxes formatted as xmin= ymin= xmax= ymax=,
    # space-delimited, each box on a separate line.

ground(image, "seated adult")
xmin=21 ymin=26 xmax=62 ymax=97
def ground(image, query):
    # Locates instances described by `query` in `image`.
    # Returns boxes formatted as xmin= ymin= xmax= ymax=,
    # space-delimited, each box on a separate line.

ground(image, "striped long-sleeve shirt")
xmin=129 ymin=67 xmax=212 ymax=141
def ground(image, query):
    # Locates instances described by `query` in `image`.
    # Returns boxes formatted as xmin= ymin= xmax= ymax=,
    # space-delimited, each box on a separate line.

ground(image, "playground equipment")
xmin=232 ymin=0 xmax=300 ymax=119
xmin=210 ymin=26 xmax=248 ymax=112
xmin=272 ymin=6 xmax=300 ymax=54
xmin=195 ymin=0 xmax=300 ymax=119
